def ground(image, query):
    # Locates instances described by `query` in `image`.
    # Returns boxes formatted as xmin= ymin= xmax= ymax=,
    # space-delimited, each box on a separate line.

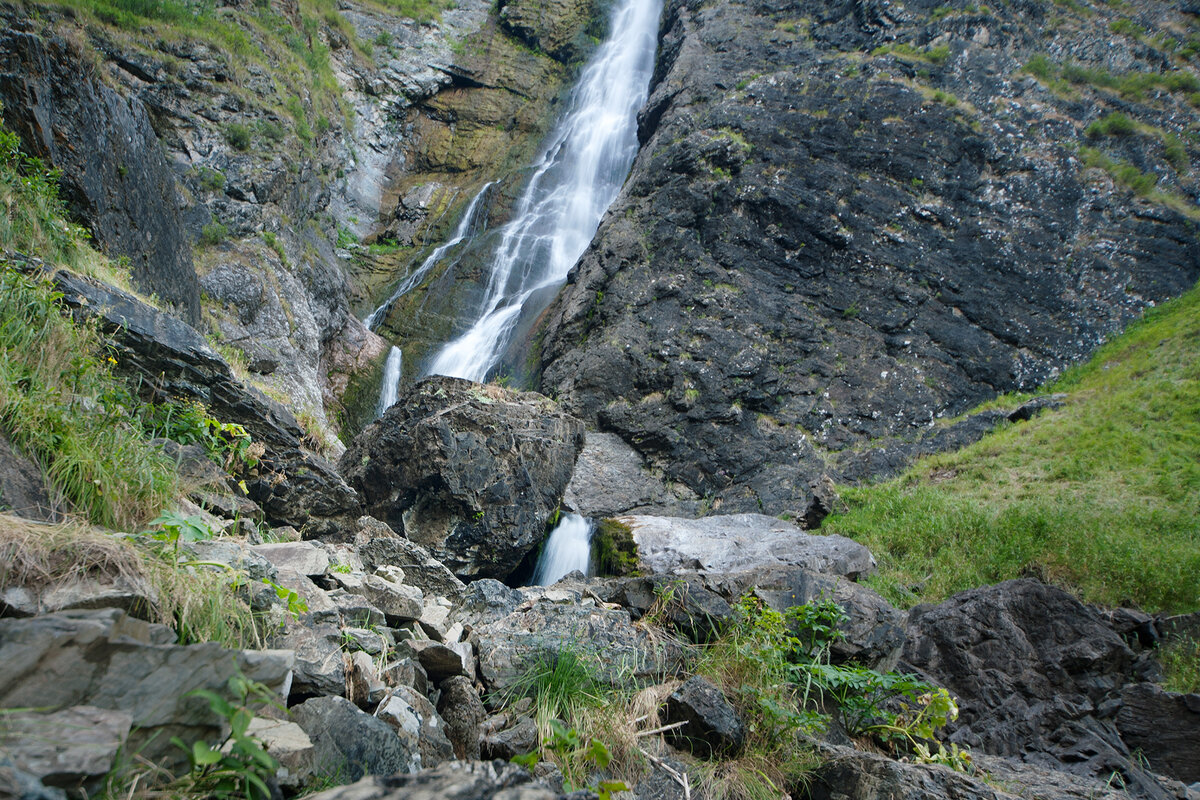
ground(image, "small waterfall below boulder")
xmin=375 ymin=346 xmax=402 ymax=416
xmin=532 ymin=513 xmax=593 ymax=585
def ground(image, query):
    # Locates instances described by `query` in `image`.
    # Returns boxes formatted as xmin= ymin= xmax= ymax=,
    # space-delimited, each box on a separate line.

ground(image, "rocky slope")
xmin=537 ymin=0 xmax=1200 ymax=517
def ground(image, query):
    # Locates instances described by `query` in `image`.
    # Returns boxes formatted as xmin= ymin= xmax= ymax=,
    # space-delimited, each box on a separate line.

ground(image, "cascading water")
xmin=375 ymin=346 xmax=402 ymax=416
xmin=363 ymin=183 xmax=496 ymax=331
xmin=532 ymin=513 xmax=593 ymax=585
xmin=426 ymin=0 xmax=662 ymax=382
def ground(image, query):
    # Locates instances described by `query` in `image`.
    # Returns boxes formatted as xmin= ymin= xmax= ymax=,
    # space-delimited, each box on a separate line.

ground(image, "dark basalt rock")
xmin=665 ymin=675 xmax=745 ymax=758
xmin=291 ymin=696 xmax=411 ymax=783
xmin=301 ymin=760 xmax=564 ymax=800
xmin=903 ymin=579 xmax=1191 ymax=800
xmin=536 ymin=0 xmax=1200 ymax=514
xmin=339 ymin=377 xmax=585 ymax=581
xmin=0 ymin=26 xmax=201 ymax=325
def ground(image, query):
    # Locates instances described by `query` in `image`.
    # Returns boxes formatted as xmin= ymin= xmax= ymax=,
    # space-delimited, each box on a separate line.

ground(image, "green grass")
xmin=821 ymin=282 xmax=1200 ymax=613
xmin=1158 ymin=637 xmax=1200 ymax=693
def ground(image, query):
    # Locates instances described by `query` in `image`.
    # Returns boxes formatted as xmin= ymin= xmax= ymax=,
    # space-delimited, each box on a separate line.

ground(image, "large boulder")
xmin=0 ymin=609 xmax=293 ymax=769
xmin=0 ymin=706 xmax=131 ymax=798
xmin=903 ymin=580 xmax=1184 ymax=800
xmin=664 ymin=676 xmax=745 ymax=758
xmin=620 ymin=513 xmax=875 ymax=579
xmin=339 ymin=377 xmax=585 ymax=580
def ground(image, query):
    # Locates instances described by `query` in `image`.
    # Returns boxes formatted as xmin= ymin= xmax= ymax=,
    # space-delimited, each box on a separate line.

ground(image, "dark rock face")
xmin=537 ymin=0 xmax=1200 ymax=514
xmin=339 ymin=377 xmax=585 ymax=580
xmin=903 ymin=580 xmax=1186 ymax=799
xmin=665 ymin=675 xmax=745 ymax=757
xmin=47 ymin=267 xmax=361 ymax=530
xmin=0 ymin=24 xmax=200 ymax=324
xmin=0 ymin=435 xmax=58 ymax=523
xmin=1115 ymin=683 xmax=1200 ymax=784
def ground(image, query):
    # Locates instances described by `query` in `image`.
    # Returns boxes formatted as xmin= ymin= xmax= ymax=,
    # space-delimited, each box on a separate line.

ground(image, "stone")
xmin=665 ymin=676 xmax=745 ymax=758
xmin=437 ymin=676 xmax=486 ymax=760
xmin=0 ymin=434 xmax=59 ymax=523
xmin=342 ymin=627 xmax=390 ymax=656
xmin=348 ymin=651 xmax=389 ymax=710
xmin=0 ymin=706 xmax=131 ymax=796
xmin=190 ymin=540 xmax=278 ymax=583
xmin=252 ymin=542 xmax=331 ymax=578
xmin=376 ymin=686 xmax=454 ymax=770
xmin=271 ymin=567 xmax=339 ymax=623
xmin=291 ymin=696 xmax=412 ymax=783
xmin=562 ymin=431 xmax=695 ymax=517
xmin=749 ymin=567 xmax=907 ymax=672
xmin=621 ymin=513 xmax=876 ymax=579
xmin=480 ymin=715 xmax=539 ymax=761
xmin=471 ymin=587 xmax=683 ymax=692
xmin=452 ymin=579 xmax=524 ymax=629
xmin=0 ymin=28 xmax=201 ymax=322
xmin=904 ymin=580 xmax=1176 ymax=798
xmin=1115 ymin=683 xmax=1200 ymax=783
xmin=330 ymin=592 xmax=387 ymax=630
xmin=418 ymin=601 xmax=454 ymax=641
xmin=355 ymin=522 xmax=468 ymax=600
xmin=381 ymin=657 xmax=429 ymax=696
xmin=0 ymin=609 xmax=292 ymax=769
xmin=299 ymin=760 xmax=561 ymax=800
xmin=0 ymin=752 xmax=68 ymax=800
xmin=351 ymin=574 xmax=424 ymax=624
xmin=270 ymin=621 xmax=347 ymax=700
xmin=403 ymin=639 xmax=474 ymax=682
xmin=240 ymin=717 xmax=315 ymax=791
xmin=338 ymin=377 xmax=585 ymax=580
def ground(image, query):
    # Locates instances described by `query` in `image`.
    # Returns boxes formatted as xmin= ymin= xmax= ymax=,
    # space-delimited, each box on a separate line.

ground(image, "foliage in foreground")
xmin=822 ymin=282 xmax=1200 ymax=613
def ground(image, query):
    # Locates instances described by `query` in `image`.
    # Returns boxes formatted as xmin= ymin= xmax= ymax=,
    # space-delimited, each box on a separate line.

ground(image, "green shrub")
xmin=225 ymin=123 xmax=252 ymax=151
xmin=200 ymin=222 xmax=230 ymax=247
xmin=1085 ymin=112 xmax=1136 ymax=137
xmin=1159 ymin=636 xmax=1200 ymax=693
xmin=1163 ymin=133 xmax=1188 ymax=171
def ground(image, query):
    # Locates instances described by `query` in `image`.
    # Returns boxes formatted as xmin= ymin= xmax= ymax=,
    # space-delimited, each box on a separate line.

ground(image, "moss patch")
xmin=592 ymin=517 xmax=640 ymax=576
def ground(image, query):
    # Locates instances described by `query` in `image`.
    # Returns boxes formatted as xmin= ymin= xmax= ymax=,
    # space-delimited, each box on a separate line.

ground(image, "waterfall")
xmin=364 ymin=182 xmax=497 ymax=332
xmin=426 ymin=0 xmax=662 ymax=382
xmin=375 ymin=346 xmax=402 ymax=416
xmin=532 ymin=513 xmax=593 ymax=585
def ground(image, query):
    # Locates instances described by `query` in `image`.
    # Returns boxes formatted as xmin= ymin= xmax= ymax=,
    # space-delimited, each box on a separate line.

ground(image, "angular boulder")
xmin=665 ymin=676 xmax=745 ymax=758
xmin=0 ymin=706 xmax=131 ymax=797
xmin=301 ymin=760 xmax=562 ymax=800
xmin=339 ymin=377 xmax=585 ymax=580
xmin=291 ymin=696 xmax=412 ymax=782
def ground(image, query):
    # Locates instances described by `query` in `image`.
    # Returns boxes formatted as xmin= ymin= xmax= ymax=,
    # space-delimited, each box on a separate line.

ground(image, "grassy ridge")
xmin=822 ymin=283 xmax=1200 ymax=614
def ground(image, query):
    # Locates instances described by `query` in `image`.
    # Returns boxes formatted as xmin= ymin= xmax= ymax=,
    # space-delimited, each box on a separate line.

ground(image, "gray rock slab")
xmin=355 ymin=526 xmax=467 ymax=600
xmin=0 ymin=609 xmax=292 ymax=769
xmin=621 ymin=513 xmax=875 ymax=579
xmin=350 ymin=575 xmax=423 ymax=624
xmin=270 ymin=621 xmax=346 ymax=699
xmin=252 ymin=541 xmax=331 ymax=577
xmin=0 ymin=705 xmax=131 ymax=794
xmin=563 ymin=432 xmax=695 ymax=517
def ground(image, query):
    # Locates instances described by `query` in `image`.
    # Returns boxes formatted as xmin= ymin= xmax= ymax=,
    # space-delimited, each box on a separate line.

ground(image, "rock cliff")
xmin=537 ymin=0 xmax=1200 ymax=516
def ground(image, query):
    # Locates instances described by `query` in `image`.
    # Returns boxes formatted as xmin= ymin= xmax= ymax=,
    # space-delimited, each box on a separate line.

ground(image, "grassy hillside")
xmin=822 ymin=284 xmax=1200 ymax=614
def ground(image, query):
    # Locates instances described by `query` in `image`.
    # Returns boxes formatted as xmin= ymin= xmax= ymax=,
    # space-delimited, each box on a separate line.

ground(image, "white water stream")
xmin=375 ymin=346 xmax=403 ymax=416
xmin=426 ymin=0 xmax=663 ymax=382
xmin=364 ymin=182 xmax=497 ymax=332
xmin=532 ymin=513 xmax=594 ymax=585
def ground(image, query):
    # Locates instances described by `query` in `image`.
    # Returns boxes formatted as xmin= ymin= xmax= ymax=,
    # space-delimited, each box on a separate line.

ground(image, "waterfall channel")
xmin=364 ymin=0 xmax=662 ymax=418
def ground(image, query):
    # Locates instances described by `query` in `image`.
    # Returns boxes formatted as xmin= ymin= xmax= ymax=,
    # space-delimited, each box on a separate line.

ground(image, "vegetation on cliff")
xmin=823 ymin=281 xmax=1200 ymax=614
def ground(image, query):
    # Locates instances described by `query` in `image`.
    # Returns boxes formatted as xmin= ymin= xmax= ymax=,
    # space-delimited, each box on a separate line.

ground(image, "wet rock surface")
xmin=339 ymin=377 xmax=585 ymax=580
xmin=537 ymin=0 xmax=1200 ymax=515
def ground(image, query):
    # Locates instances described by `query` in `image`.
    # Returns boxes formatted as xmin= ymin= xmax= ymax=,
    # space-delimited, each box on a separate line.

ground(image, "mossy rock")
xmin=592 ymin=517 xmax=640 ymax=576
